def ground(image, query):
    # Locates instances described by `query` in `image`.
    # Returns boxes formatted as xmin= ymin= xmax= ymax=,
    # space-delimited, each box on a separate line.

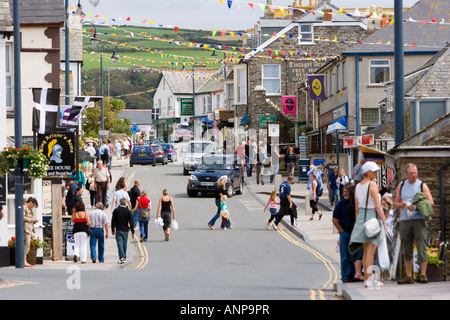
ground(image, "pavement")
xmin=244 ymin=171 xmax=450 ymax=300
xmin=24 ymin=156 xmax=450 ymax=299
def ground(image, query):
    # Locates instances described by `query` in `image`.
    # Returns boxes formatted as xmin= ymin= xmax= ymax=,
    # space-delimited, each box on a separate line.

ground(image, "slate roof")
xmin=343 ymin=0 xmax=450 ymax=54
xmin=161 ymin=70 xmax=209 ymax=95
xmin=118 ymin=109 xmax=153 ymax=125
xmin=0 ymin=0 xmax=12 ymax=31
xmin=9 ymin=0 xmax=64 ymax=25
xmin=293 ymin=2 xmax=363 ymax=24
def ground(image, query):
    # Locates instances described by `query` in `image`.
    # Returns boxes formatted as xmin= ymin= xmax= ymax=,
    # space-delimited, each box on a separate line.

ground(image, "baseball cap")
xmin=361 ymin=161 xmax=380 ymax=174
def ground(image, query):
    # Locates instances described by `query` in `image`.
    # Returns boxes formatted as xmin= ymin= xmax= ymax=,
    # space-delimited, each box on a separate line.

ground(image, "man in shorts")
xmin=394 ymin=163 xmax=434 ymax=284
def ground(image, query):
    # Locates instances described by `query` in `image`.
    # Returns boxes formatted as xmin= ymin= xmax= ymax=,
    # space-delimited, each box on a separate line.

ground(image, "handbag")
xmin=363 ymin=182 xmax=381 ymax=238
xmin=139 ymin=199 xmax=149 ymax=219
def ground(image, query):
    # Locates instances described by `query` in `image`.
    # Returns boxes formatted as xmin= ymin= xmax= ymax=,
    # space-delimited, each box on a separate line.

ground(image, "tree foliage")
xmin=82 ymin=97 xmax=131 ymax=138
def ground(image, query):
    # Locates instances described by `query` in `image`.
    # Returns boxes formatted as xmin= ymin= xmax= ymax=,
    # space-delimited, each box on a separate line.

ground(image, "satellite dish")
xmin=89 ymin=0 xmax=100 ymax=7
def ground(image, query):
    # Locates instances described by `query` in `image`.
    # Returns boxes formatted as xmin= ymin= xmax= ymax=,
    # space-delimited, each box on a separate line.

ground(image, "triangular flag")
xmin=338 ymin=8 xmax=343 ymax=14
xmin=174 ymin=26 xmax=179 ymax=33
xmin=212 ymin=30 xmax=217 ymax=37
xmin=248 ymin=3 xmax=254 ymax=9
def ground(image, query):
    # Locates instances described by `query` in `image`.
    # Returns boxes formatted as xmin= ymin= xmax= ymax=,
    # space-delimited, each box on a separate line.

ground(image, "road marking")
xmin=135 ymin=237 xmax=149 ymax=270
xmin=309 ymin=289 xmax=326 ymax=301
xmin=0 ymin=280 xmax=38 ymax=289
xmin=274 ymin=224 xmax=339 ymax=291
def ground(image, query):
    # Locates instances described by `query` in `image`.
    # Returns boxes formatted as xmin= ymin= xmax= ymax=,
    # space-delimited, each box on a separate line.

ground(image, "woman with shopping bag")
xmin=156 ymin=189 xmax=176 ymax=241
xmin=348 ymin=162 xmax=387 ymax=287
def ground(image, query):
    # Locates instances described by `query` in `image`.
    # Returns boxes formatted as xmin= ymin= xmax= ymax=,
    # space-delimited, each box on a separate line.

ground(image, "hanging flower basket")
xmin=0 ymin=146 xmax=49 ymax=179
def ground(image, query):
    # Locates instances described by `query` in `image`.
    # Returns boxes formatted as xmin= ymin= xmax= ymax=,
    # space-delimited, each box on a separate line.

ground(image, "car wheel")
xmin=226 ymin=184 xmax=234 ymax=198
xmin=130 ymin=161 xmax=133 ymax=167
xmin=187 ymin=186 xmax=198 ymax=197
xmin=152 ymin=162 xmax=156 ymax=167
xmin=236 ymin=178 xmax=244 ymax=195
xmin=183 ymin=167 xmax=189 ymax=175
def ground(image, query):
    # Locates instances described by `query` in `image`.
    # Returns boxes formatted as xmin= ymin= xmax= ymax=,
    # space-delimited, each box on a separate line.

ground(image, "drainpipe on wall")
xmin=355 ymin=53 xmax=359 ymax=136
xmin=439 ymin=161 xmax=450 ymax=243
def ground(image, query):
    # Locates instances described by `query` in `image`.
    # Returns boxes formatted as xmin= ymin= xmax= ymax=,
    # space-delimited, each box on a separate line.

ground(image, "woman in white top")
xmin=348 ymin=162 xmax=386 ymax=285
xmin=309 ymin=173 xmax=322 ymax=221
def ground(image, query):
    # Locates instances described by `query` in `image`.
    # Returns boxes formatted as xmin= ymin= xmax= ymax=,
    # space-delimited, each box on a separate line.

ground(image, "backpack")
xmin=101 ymin=145 xmax=109 ymax=156
xmin=316 ymin=184 xmax=323 ymax=197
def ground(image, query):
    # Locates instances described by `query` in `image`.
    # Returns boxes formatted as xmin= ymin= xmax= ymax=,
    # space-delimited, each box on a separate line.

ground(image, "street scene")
xmin=0 ymin=0 xmax=449 ymax=306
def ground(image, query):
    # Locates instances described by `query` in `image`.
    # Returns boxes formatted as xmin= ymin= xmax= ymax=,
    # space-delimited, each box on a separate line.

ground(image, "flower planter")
xmin=8 ymin=157 xmax=30 ymax=170
xmin=426 ymin=264 xmax=445 ymax=282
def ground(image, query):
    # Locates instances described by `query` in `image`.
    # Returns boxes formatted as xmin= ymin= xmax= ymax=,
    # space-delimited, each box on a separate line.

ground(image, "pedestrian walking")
xmin=352 ymin=159 xmax=365 ymax=185
xmin=332 ymin=183 xmax=364 ymax=283
xmin=309 ymin=173 xmax=323 ymax=221
xmin=328 ymin=166 xmax=340 ymax=206
xmin=94 ymin=160 xmax=110 ymax=207
xmin=264 ymin=190 xmax=279 ymax=229
xmin=115 ymin=140 xmax=122 ymax=160
xmin=208 ymin=177 xmax=229 ymax=230
xmin=284 ymin=146 xmax=297 ymax=177
xmin=394 ymin=163 xmax=434 ymax=284
xmin=156 ymin=189 xmax=176 ymax=241
xmin=348 ymin=161 xmax=387 ymax=287
xmin=255 ymin=145 xmax=267 ymax=185
xmin=71 ymin=201 xmax=91 ymax=264
xmin=220 ymin=195 xmax=230 ymax=230
xmin=111 ymin=181 xmax=131 ymax=212
xmin=111 ymin=198 xmax=135 ymax=264
xmin=337 ymin=168 xmax=350 ymax=200
xmin=99 ymin=140 xmax=110 ymax=165
xmin=88 ymin=202 xmax=109 ymax=263
xmin=269 ymin=145 xmax=280 ymax=183
xmin=137 ymin=190 xmax=151 ymax=242
xmin=23 ymin=197 xmax=39 ymax=267
xmin=86 ymin=168 xmax=97 ymax=208
xmin=129 ymin=179 xmax=141 ymax=228
xmin=65 ymin=178 xmax=78 ymax=215
xmin=274 ymin=176 xmax=296 ymax=228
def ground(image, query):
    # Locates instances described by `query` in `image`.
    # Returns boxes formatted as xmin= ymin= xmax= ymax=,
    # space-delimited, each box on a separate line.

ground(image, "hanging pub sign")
xmin=38 ymin=132 xmax=76 ymax=177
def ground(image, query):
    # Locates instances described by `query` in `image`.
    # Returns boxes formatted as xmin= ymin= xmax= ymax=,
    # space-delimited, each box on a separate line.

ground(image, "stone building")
xmin=236 ymin=1 xmax=367 ymax=143
xmin=389 ymin=112 xmax=450 ymax=245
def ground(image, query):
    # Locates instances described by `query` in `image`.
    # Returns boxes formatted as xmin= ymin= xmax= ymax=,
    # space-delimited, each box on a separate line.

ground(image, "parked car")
xmin=175 ymin=128 xmax=193 ymax=142
xmin=186 ymin=154 xmax=244 ymax=198
xmin=157 ymin=143 xmax=177 ymax=162
xmin=182 ymin=140 xmax=217 ymax=175
xmin=130 ymin=145 xmax=156 ymax=167
xmin=151 ymin=144 xmax=168 ymax=165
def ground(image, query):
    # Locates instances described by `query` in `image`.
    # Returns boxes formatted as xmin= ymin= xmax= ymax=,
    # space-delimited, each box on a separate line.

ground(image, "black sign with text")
xmin=38 ymin=132 xmax=76 ymax=177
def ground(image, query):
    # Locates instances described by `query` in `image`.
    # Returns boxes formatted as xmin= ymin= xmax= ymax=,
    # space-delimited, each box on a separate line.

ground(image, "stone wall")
xmin=245 ymin=23 xmax=367 ymax=143
xmin=394 ymin=156 xmax=450 ymax=241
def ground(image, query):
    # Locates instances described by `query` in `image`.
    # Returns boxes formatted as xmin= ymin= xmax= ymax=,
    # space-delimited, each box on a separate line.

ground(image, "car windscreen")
xmin=134 ymin=146 xmax=152 ymax=153
xmin=197 ymin=158 xmax=233 ymax=170
xmin=188 ymin=142 xmax=215 ymax=154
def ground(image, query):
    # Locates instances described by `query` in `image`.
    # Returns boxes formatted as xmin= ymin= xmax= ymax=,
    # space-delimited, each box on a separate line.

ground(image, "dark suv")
xmin=186 ymin=154 xmax=244 ymax=198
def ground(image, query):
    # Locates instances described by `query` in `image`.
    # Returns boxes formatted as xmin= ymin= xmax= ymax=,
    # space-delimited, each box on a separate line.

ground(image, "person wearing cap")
xmin=349 ymin=161 xmax=387 ymax=287
xmin=394 ymin=163 xmax=434 ymax=284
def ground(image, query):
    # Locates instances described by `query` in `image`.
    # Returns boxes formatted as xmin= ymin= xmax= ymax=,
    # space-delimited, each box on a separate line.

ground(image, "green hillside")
xmin=82 ymin=25 xmax=244 ymax=70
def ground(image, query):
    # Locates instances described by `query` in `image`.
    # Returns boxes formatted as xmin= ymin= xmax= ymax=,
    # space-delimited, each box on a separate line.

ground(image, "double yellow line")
xmin=274 ymin=224 xmax=338 ymax=299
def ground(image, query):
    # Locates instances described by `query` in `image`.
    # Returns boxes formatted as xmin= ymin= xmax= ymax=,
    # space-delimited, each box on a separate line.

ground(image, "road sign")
xmin=130 ymin=125 xmax=140 ymax=134
xmin=98 ymin=130 xmax=110 ymax=136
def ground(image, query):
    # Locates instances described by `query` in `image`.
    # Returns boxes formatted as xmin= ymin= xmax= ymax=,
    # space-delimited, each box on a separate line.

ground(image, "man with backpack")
xmin=99 ymin=140 xmax=110 ymax=166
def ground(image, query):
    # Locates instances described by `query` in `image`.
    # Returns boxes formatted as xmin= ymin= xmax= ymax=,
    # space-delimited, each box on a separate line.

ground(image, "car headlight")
xmin=189 ymin=175 xmax=198 ymax=181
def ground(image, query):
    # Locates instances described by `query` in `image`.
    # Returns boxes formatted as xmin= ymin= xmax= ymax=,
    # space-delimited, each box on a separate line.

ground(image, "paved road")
xmin=0 ymin=160 xmax=339 ymax=300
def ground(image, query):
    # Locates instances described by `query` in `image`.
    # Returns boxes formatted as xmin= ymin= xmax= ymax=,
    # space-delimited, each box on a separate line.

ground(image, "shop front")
xmin=153 ymin=118 xmax=180 ymax=143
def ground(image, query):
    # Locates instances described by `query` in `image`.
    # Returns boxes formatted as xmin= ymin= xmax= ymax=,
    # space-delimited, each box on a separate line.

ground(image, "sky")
xmin=72 ymin=0 xmax=420 ymax=30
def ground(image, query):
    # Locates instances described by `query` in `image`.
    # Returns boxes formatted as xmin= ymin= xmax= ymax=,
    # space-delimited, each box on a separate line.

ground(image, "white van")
xmin=182 ymin=140 xmax=217 ymax=175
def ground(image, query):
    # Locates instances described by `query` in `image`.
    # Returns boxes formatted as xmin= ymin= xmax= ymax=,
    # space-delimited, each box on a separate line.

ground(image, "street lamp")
xmin=98 ymin=42 xmax=118 ymax=135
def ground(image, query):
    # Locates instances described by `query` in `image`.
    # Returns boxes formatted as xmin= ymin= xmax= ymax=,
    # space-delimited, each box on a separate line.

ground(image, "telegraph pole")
xmin=394 ymin=0 xmax=405 ymax=145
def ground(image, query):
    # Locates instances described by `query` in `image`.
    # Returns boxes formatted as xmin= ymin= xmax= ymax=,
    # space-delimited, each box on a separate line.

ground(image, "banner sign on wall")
xmin=38 ymin=132 xmax=76 ymax=177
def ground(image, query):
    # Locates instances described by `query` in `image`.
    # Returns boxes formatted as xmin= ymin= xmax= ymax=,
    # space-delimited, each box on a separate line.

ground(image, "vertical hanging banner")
xmin=282 ymin=96 xmax=297 ymax=115
xmin=308 ymin=75 xmax=326 ymax=100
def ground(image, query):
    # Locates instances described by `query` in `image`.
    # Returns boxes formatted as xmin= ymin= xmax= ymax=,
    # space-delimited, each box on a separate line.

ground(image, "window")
xmin=262 ymin=65 xmax=281 ymax=96
xmin=342 ymin=61 xmax=347 ymax=89
xmin=299 ymin=24 xmax=313 ymax=44
xmin=336 ymin=64 xmax=341 ymax=92
xmin=237 ymin=69 xmax=246 ymax=104
xmin=361 ymin=108 xmax=380 ymax=125
xmin=226 ymin=83 xmax=234 ymax=109
xmin=6 ymin=43 xmax=13 ymax=110
xmin=369 ymin=59 xmax=390 ymax=84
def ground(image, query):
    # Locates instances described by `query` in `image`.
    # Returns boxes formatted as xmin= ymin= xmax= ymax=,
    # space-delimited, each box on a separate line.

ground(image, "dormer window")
xmin=299 ymin=24 xmax=314 ymax=44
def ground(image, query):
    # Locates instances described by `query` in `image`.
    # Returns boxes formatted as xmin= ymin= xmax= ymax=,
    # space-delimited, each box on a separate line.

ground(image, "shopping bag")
xmin=378 ymin=235 xmax=390 ymax=271
xmin=172 ymin=219 xmax=178 ymax=231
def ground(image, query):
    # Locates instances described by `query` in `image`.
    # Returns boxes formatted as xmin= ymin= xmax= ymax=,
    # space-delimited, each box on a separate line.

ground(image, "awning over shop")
xmin=326 ymin=117 xmax=347 ymax=134
xmin=359 ymin=145 xmax=395 ymax=169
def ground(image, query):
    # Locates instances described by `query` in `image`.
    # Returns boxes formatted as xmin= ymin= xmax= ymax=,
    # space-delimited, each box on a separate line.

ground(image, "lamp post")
xmin=394 ymin=0 xmax=405 ymax=145
xmin=13 ymin=0 xmax=24 ymax=269
xmin=98 ymin=42 xmax=118 ymax=134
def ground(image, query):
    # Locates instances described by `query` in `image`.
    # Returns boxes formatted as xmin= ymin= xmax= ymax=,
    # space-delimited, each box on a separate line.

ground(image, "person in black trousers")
xmin=111 ymin=198 xmax=135 ymax=264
